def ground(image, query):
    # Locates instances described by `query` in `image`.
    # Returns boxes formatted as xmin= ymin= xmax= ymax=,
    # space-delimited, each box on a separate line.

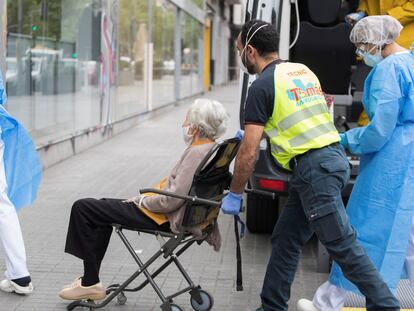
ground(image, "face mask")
xmin=182 ymin=125 xmax=194 ymax=146
xmin=240 ymin=23 xmax=268 ymax=75
xmin=240 ymin=48 xmax=250 ymax=74
xmin=363 ymin=49 xmax=384 ymax=67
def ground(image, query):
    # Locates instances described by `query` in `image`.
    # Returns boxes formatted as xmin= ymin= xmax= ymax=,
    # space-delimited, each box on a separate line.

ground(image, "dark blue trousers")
xmin=260 ymin=144 xmax=399 ymax=311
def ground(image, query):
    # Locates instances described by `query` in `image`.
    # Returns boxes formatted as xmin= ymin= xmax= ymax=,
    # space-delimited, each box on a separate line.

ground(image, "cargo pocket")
xmin=306 ymin=204 xmax=346 ymax=244
xmin=319 ymin=161 xmax=350 ymax=173
xmin=319 ymin=160 xmax=350 ymax=189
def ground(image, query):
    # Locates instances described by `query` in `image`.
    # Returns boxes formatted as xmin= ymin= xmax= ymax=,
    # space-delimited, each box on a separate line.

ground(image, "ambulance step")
xmin=344 ymin=280 xmax=414 ymax=309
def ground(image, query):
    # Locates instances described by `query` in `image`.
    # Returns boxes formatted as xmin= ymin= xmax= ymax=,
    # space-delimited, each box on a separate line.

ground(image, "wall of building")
xmin=0 ymin=0 xmax=236 ymax=168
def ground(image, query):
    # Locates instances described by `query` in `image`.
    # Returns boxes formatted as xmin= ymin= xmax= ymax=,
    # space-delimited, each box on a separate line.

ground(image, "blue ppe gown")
xmin=329 ymin=51 xmax=414 ymax=294
xmin=0 ymin=74 xmax=41 ymax=211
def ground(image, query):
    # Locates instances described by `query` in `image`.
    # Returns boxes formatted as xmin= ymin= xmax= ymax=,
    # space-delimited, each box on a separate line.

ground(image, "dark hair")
xmin=240 ymin=20 xmax=279 ymax=56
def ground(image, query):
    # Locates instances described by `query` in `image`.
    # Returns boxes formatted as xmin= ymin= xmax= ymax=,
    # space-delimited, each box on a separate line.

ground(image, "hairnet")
xmin=350 ymin=15 xmax=403 ymax=46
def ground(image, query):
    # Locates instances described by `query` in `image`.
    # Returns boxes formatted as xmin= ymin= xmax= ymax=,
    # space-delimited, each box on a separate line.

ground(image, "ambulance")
xmin=239 ymin=0 xmax=364 ymax=271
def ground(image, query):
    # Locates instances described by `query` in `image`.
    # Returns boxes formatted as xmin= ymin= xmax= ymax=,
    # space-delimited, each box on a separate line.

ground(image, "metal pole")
xmin=146 ymin=0 xmax=153 ymax=111
xmin=147 ymin=0 xmax=152 ymax=44
xmin=174 ymin=8 xmax=181 ymax=101
xmin=17 ymin=0 xmax=23 ymax=34
xmin=198 ymin=22 xmax=203 ymax=93
xmin=0 ymin=0 xmax=6 ymax=77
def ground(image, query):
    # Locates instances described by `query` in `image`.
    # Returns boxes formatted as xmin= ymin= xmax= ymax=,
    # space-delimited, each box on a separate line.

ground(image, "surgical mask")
xmin=240 ymin=49 xmax=249 ymax=74
xmin=240 ymin=23 xmax=268 ymax=75
xmin=182 ymin=125 xmax=194 ymax=146
xmin=362 ymin=48 xmax=384 ymax=67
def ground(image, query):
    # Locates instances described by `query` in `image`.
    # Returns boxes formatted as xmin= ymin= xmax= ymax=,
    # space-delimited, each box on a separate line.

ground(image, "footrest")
xmin=67 ymin=299 xmax=96 ymax=310
xmin=106 ymin=283 xmax=120 ymax=294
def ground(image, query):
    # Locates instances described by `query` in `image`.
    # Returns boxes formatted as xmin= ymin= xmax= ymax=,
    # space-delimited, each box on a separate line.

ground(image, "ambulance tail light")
xmin=258 ymin=178 xmax=287 ymax=192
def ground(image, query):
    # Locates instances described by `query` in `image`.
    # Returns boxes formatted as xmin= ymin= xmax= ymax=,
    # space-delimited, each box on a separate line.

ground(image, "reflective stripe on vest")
xmin=279 ymin=103 xmax=329 ymax=131
xmin=264 ymin=62 xmax=340 ymax=170
xmin=271 ymin=143 xmax=287 ymax=154
xmin=289 ymin=122 xmax=337 ymax=147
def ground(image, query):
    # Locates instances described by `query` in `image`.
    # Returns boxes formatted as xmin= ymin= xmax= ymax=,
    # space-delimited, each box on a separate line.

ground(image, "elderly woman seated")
xmin=59 ymin=99 xmax=228 ymax=301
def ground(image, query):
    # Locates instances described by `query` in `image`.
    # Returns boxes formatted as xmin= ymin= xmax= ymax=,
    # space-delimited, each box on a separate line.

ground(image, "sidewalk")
xmin=0 ymin=82 xmax=327 ymax=311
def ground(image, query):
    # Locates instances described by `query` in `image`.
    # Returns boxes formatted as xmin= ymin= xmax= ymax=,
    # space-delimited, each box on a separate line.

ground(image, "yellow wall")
xmin=203 ymin=17 xmax=211 ymax=91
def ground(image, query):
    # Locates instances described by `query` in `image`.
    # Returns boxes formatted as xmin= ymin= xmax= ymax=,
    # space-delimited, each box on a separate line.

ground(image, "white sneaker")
xmin=297 ymin=299 xmax=320 ymax=311
xmin=0 ymin=279 xmax=34 ymax=295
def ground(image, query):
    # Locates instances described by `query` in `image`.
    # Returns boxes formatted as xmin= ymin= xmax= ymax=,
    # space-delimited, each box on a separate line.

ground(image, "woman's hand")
xmin=345 ymin=11 xmax=366 ymax=25
xmin=123 ymin=196 xmax=139 ymax=203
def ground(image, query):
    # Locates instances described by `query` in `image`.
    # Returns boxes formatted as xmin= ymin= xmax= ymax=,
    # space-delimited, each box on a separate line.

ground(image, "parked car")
xmin=163 ymin=59 xmax=175 ymax=75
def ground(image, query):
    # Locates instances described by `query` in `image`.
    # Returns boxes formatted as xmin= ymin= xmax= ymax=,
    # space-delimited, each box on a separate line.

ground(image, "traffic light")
xmin=32 ymin=25 xmax=39 ymax=31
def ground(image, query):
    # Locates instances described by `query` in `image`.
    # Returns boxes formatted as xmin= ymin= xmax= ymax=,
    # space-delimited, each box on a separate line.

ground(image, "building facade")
xmin=0 ymin=0 xmax=239 ymax=162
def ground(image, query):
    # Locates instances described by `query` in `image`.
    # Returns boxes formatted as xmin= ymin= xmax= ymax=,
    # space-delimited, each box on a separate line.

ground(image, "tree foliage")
xmin=7 ymin=0 xmax=62 ymax=40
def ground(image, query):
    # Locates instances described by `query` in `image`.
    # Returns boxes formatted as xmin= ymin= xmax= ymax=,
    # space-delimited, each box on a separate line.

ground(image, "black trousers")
xmin=64 ymin=198 xmax=169 ymax=263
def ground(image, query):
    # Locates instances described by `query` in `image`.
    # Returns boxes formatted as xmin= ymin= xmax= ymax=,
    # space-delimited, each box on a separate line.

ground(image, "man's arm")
xmin=230 ymin=124 xmax=264 ymax=193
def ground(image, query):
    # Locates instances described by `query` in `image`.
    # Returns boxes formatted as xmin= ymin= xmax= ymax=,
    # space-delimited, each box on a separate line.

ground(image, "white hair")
xmin=187 ymin=98 xmax=229 ymax=140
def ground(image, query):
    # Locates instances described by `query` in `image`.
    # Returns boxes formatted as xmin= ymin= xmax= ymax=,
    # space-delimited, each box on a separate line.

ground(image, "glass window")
xmin=191 ymin=0 xmax=204 ymax=9
xmin=193 ymin=21 xmax=203 ymax=95
xmin=3 ymin=0 xmax=209 ymax=147
xmin=116 ymin=0 xmax=148 ymax=119
xmin=152 ymin=0 xmax=176 ymax=108
xmin=6 ymin=0 xmax=102 ymax=146
xmin=180 ymin=13 xmax=202 ymax=99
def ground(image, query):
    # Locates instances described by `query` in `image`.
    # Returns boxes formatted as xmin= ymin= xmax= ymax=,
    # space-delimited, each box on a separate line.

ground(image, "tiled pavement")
xmin=0 ymin=82 xmax=328 ymax=311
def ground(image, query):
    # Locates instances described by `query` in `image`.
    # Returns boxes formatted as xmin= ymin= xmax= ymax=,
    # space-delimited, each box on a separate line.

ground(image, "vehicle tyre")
xmin=246 ymin=192 xmax=279 ymax=234
xmin=190 ymin=289 xmax=214 ymax=311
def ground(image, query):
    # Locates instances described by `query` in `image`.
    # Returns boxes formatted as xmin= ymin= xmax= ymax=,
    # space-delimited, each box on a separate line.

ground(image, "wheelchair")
xmin=66 ymin=138 xmax=241 ymax=311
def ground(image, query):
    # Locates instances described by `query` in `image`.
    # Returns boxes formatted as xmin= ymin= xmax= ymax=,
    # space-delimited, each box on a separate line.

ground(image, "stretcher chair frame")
xmin=67 ymin=138 xmax=241 ymax=311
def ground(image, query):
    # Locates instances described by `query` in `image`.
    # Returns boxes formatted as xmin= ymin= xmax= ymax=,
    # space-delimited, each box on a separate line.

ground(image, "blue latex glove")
xmin=339 ymin=133 xmax=348 ymax=148
xmin=235 ymin=129 xmax=244 ymax=141
xmin=221 ymin=192 xmax=243 ymax=215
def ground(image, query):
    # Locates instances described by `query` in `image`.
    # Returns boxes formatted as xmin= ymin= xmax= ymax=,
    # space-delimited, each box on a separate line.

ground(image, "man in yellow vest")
xmin=220 ymin=20 xmax=399 ymax=311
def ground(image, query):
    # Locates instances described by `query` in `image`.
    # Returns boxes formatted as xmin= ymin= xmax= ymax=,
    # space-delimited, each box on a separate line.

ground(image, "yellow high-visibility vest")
xmin=264 ymin=62 xmax=340 ymax=170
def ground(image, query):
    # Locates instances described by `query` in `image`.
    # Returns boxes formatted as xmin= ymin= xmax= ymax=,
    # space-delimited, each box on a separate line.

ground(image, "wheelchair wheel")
xmin=190 ymin=289 xmax=214 ymax=311
xmin=117 ymin=292 xmax=127 ymax=305
xmin=171 ymin=304 xmax=184 ymax=311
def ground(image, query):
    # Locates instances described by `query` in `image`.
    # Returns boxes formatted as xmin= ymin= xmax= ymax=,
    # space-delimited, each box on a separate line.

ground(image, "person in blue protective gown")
xmin=297 ymin=15 xmax=414 ymax=311
xmin=0 ymin=72 xmax=42 ymax=295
